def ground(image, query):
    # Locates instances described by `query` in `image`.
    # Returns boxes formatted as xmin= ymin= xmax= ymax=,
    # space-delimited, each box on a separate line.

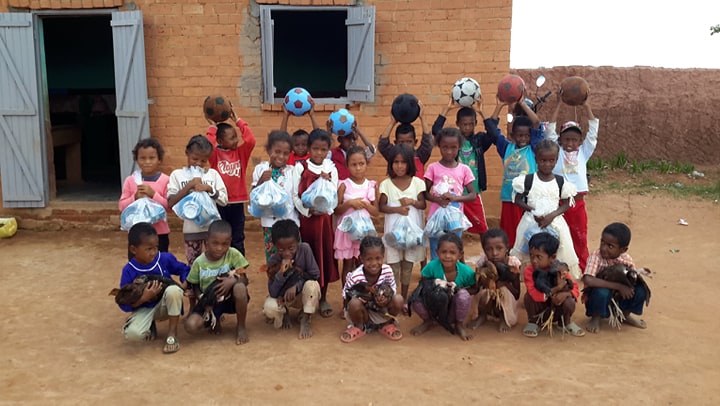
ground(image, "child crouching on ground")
xmin=263 ymin=220 xmax=321 ymax=340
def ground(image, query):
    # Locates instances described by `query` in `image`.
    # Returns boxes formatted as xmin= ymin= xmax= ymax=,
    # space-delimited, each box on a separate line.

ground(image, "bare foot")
xmin=456 ymin=324 xmax=473 ymax=341
xmin=586 ymin=316 xmax=601 ymax=333
xmin=236 ymin=327 xmax=249 ymax=345
xmin=623 ymin=314 xmax=647 ymax=329
xmin=410 ymin=320 xmax=433 ymax=336
xmin=468 ymin=314 xmax=487 ymax=330
xmin=498 ymin=320 xmax=511 ymax=333
xmin=281 ymin=313 xmax=292 ymax=330
xmin=298 ymin=313 xmax=313 ymax=339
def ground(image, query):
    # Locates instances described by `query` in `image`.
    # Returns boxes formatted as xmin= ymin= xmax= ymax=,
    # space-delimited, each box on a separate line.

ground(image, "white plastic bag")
xmin=423 ymin=205 xmax=471 ymax=238
xmin=248 ymin=180 xmax=289 ymax=218
xmin=120 ymin=171 xmax=167 ymax=231
xmin=173 ymin=191 xmax=221 ymax=227
xmin=338 ymin=210 xmax=377 ymax=241
xmin=301 ymin=177 xmax=338 ymax=215
xmin=519 ymin=223 xmax=560 ymax=254
xmin=383 ymin=215 xmax=424 ymax=250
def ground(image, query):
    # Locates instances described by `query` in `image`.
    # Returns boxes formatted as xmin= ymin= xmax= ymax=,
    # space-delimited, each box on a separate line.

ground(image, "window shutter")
xmin=0 ymin=12 xmax=48 ymax=207
xmin=345 ymin=6 xmax=375 ymax=103
xmin=260 ymin=6 xmax=275 ymax=104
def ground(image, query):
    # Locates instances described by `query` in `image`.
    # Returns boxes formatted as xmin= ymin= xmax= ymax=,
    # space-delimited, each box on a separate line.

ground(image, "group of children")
xmin=117 ymin=93 xmax=650 ymax=353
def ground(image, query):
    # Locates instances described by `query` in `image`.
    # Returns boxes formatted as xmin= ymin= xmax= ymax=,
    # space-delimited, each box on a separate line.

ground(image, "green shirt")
xmin=458 ymin=139 xmax=479 ymax=193
xmin=187 ymin=248 xmax=249 ymax=292
xmin=420 ymin=259 xmax=476 ymax=289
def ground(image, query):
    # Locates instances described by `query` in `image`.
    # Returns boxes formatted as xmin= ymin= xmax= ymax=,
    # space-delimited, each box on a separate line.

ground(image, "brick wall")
xmin=0 ymin=0 xmax=512 ymax=223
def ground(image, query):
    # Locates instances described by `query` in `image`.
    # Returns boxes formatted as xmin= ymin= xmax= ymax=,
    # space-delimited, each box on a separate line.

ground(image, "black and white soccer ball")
xmin=451 ymin=77 xmax=481 ymax=107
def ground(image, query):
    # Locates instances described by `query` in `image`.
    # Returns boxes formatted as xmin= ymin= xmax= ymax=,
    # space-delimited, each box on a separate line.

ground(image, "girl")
xmin=424 ymin=128 xmax=477 ymax=260
xmin=119 ymin=138 xmax=171 ymax=255
xmin=410 ymin=233 xmax=476 ymax=341
xmin=168 ymin=135 xmax=228 ymax=266
xmin=334 ymin=146 xmax=379 ymax=286
xmin=378 ymin=144 xmax=426 ymax=299
xmin=510 ymin=139 xmax=581 ymax=279
xmin=340 ymin=236 xmax=404 ymax=343
xmin=280 ymin=102 xmax=319 ymax=166
xmin=467 ymin=228 xmax=522 ymax=332
xmin=251 ymin=130 xmax=299 ymax=261
xmin=205 ymin=107 xmax=256 ymax=256
xmin=292 ymin=129 xmax=339 ymax=318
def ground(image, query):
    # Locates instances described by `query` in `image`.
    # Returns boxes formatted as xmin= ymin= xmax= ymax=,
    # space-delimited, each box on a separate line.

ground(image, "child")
xmin=263 ymin=219 xmax=321 ymax=340
xmin=205 ymin=107 xmax=256 ymax=256
xmin=118 ymin=138 xmax=171 ymax=255
xmin=281 ymin=103 xmax=320 ymax=166
xmin=545 ymin=96 xmax=599 ymax=271
xmin=522 ymin=232 xmax=584 ymax=338
xmin=495 ymin=98 xmax=544 ymax=246
xmin=334 ymin=146 xmax=379 ymax=285
xmin=340 ymin=236 xmax=404 ymax=343
xmin=329 ymin=119 xmax=376 ymax=180
xmin=410 ymin=233 xmax=476 ymax=341
xmin=251 ymin=130 xmax=300 ymax=261
xmin=292 ymin=129 xmax=339 ymax=318
xmin=183 ymin=220 xmax=250 ymax=345
xmin=378 ymin=144 xmax=427 ymax=299
xmin=468 ymin=228 xmax=521 ymax=332
xmin=378 ymin=102 xmax=433 ymax=178
xmin=118 ymin=222 xmax=189 ymax=354
xmin=583 ymin=222 xmax=649 ymax=333
xmin=168 ymin=135 xmax=228 ymax=266
xmin=424 ymin=128 xmax=477 ymax=259
xmin=432 ymin=96 xmax=503 ymax=233
xmin=510 ymin=138 xmax=581 ymax=279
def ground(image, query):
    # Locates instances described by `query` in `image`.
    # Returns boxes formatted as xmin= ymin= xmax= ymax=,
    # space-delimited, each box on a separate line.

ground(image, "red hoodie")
xmin=206 ymin=118 xmax=256 ymax=203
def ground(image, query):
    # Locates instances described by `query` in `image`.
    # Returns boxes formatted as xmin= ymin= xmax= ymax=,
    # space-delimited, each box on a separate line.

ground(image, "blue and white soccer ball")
xmin=328 ymin=108 xmax=355 ymax=137
xmin=452 ymin=77 xmax=481 ymax=107
xmin=284 ymin=87 xmax=314 ymax=116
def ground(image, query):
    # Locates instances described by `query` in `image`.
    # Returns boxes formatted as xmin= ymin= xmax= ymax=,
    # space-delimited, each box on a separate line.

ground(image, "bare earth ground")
xmin=1 ymin=193 xmax=719 ymax=405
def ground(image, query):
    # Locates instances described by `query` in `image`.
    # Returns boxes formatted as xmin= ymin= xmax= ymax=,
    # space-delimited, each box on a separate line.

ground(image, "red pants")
xmin=564 ymin=197 xmax=589 ymax=271
xmin=500 ymin=202 xmax=523 ymax=247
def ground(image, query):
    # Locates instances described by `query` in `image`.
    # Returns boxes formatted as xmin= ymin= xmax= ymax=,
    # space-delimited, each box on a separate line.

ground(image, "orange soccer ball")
xmin=560 ymin=76 xmax=590 ymax=106
xmin=497 ymin=74 xmax=525 ymax=103
xmin=203 ymin=94 xmax=232 ymax=122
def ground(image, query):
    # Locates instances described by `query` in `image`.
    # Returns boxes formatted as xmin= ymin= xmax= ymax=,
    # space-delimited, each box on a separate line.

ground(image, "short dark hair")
xmin=603 ymin=222 xmax=632 ymax=248
xmin=208 ymin=219 xmax=232 ymax=237
xmin=308 ymin=129 xmax=332 ymax=149
xmin=186 ymin=135 xmax=213 ymax=155
xmin=266 ymin=130 xmax=292 ymax=151
xmin=271 ymin=219 xmax=300 ymax=243
xmin=481 ymin=228 xmax=509 ymax=247
xmin=528 ymin=232 xmax=560 ymax=256
xmin=132 ymin=137 xmax=165 ymax=161
xmin=359 ymin=235 xmax=385 ymax=256
xmin=128 ymin=222 xmax=157 ymax=249
xmin=395 ymin=123 xmax=416 ymax=140
xmin=387 ymin=144 xmax=417 ymax=178
xmin=512 ymin=115 xmax=533 ymax=133
xmin=456 ymin=107 xmax=477 ymax=122
xmin=533 ymin=138 xmax=560 ymax=156
xmin=438 ymin=232 xmax=463 ymax=252
xmin=292 ymin=129 xmax=309 ymax=138
xmin=346 ymin=145 xmax=366 ymax=162
xmin=215 ymin=123 xmax=234 ymax=141
xmin=434 ymin=127 xmax=465 ymax=147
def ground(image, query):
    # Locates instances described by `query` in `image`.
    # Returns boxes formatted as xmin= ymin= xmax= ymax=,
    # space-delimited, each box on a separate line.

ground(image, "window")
xmin=260 ymin=5 xmax=375 ymax=104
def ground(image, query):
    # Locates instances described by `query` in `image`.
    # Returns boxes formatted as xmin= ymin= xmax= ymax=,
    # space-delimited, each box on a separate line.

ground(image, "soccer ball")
xmin=497 ymin=75 xmax=526 ymax=103
xmin=203 ymin=94 xmax=232 ymax=122
xmin=391 ymin=93 xmax=420 ymax=124
xmin=328 ymin=108 xmax=355 ymax=137
xmin=560 ymin=76 xmax=590 ymax=106
xmin=452 ymin=77 xmax=481 ymax=107
xmin=283 ymin=87 xmax=314 ymax=116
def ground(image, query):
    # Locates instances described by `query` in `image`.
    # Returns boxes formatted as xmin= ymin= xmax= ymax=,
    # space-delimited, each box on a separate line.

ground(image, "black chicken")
xmin=407 ymin=278 xmax=457 ymax=334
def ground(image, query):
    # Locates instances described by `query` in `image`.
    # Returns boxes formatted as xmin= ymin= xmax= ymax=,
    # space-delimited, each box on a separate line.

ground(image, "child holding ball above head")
xmin=328 ymin=119 xmax=376 ymax=180
xmin=424 ymin=128 xmax=477 ymax=260
xmin=205 ymin=106 xmax=256 ymax=256
xmin=377 ymin=101 xmax=433 ymax=179
xmin=510 ymin=138 xmax=581 ymax=279
xmin=522 ymin=232 xmax=584 ymax=338
xmin=378 ymin=144 xmax=426 ymax=299
xmin=118 ymin=223 xmax=189 ymax=354
xmin=168 ymin=135 xmax=228 ymax=266
xmin=183 ymin=220 xmax=251 ymax=345
xmin=281 ymin=102 xmax=320 ymax=166
xmin=118 ymin=138 xmax=171 ymax=256
xmin=545 ymin=95 xmax=598 ymax=271
xmin=334 ymin=146 xmax=379 ymax=285
xmin=340 ymin=236 xmax=404 ymax=343
xmin=292 ymin=129 xmax=339 ymax=318
xmin=251 ymin=130 xmax=299 ymax=261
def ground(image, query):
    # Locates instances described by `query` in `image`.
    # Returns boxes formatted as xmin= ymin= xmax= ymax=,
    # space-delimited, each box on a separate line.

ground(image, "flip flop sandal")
xmin=556 ymin=322 xmax=586 ymax=337
xmin=339 ymin=326 xmax=366 ymax=343
xmin=378 ymin=323 xmax=403 ymax=341
xmin=523 ymin=323 xmax=539 ymax=338
xmin=163 ymin=336 xmax=180 ymax=354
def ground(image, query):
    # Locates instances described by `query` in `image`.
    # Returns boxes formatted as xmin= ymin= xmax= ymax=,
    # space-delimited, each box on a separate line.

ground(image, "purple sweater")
xmin=118 ymin=252 xmax=190 ymax=313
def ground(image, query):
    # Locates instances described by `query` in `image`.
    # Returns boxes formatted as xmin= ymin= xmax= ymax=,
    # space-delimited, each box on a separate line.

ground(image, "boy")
xmin=329 ymin=119 xmax=376 ymax=180
xmin=281 ymin=103 xmax=320 ymax=166
xmin=118 ymin=222 xmax=189 ymax=354
xmin=583 ymin=222 xmax=649 ymax=333
xmin=205 ymin=107 xmax=256 ymax=256
xmin=184 ymin=220 xmax=251 ymax=345
xmin=432 ymin=96 xmax=503 ymax=234
xmin=263 ymin=219 xmax=321 ymax=340
xmin=545 ymin=96 xmax=598 ymax=271
xmin=377 ymin=102 xmax=433 ymax=178
xmin=522 ymin=232 xmax=585 ymax=338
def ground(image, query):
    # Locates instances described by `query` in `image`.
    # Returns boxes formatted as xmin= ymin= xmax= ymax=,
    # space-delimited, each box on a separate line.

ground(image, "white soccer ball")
xmin=452 ymin=77 xmax=481 ymax=107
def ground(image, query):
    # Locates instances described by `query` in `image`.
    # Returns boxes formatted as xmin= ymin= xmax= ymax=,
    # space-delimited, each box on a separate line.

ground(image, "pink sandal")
xmin=378 ymin=323 xmax=403 ymax=341
xmin=340 ymin=326 xmax=366 ymax=343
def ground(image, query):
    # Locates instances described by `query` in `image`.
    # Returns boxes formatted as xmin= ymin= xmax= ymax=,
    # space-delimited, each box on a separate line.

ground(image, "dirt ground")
xmin=0 ymin=193 xmax=718 ymax=405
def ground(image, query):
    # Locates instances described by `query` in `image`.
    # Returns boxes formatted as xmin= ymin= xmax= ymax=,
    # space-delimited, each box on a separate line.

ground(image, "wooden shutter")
xmin=345 ymin=6 xmax=375 ymax=102
xmin=111 ymin=10 xmax=150 ymax=182
xmin=260 ymin=6 xmax=275 ymax=104
xmin=0 ymin=13 xmax=47 ymax=208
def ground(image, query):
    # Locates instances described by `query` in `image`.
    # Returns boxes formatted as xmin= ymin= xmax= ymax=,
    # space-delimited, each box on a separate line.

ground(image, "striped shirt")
xmin=342 ymin=264 xmax=396 ymax=299
xmin=584 ymin=249 xmax=635 ymax=277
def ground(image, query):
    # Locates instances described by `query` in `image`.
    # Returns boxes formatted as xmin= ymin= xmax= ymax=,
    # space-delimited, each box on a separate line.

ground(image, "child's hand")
xmin=283 ymin=286 xmax=297 ymax=303
xmin=447 ymin=95 xmax=457 ymax=109
xmin=193 ymin=183 xmax=213 ymax=193
xmin=206 ymin=117 xmax=217 ymax=126
xmin=349 ymin=198 xmax=366 ymax=210
xmin=213 ymin=275 xmax=237 ymax=299
xmin=189 ymin=177 xmax=203 ymax=189
xmin=308 ymin=99 xmax=315 ymax=116
xmin=374 ymin=294 xmax=390 ymax=308
xmin=258 ymin=169 xmax=272 ymax=184
xmin=551 ymin=291 xmax=569 ymax=306
xmin=141 ymin=280 xmax=163 ymax=303
xmin=136 ymin=184 xmax=155 ymax=199
xmin=326 ymin=119 xmax=333 ymax=133
xmin=615 ymin=285 xmax=634 ymax=300
xmin=399 ymin=197 xmax=414 ymax=207
xmin=351 ymin=120 xmax=358 ymax=131
xmin=309 ymin=208 xmax=323 ymax=216
xmin=535 ymin=214 xmax=555 ymax=229
xmin=229 ymin=101 xmax=238 ymax=122
xmin=473 ymin=94 xmax=483 ymax=111
xmin=318 ymin=172 xmax=331 ymax=180
xmin=439 ymin=193 xmax=453 ymax=207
